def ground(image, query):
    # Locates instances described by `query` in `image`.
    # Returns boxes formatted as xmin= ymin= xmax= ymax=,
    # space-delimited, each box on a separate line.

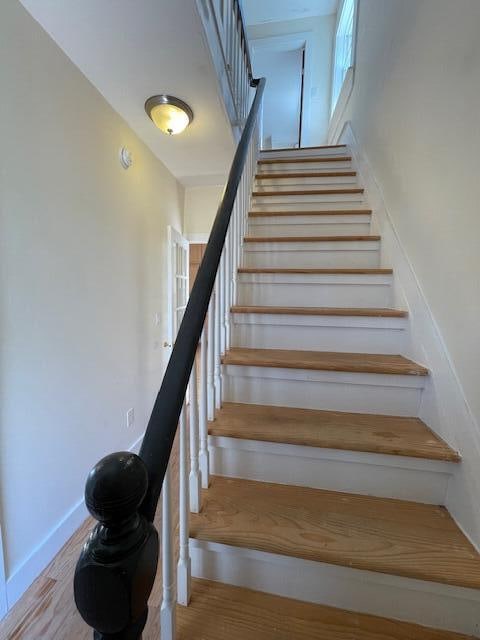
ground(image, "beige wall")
xmin=333 ymin=0 xmax=480 ymax=429
xmin=0 ymin=0 xmax=184 ymax=595
xmin=248 ymin=15 xmax=335 ymax=146
xmin=183 ymin=185 xmax=224 ymax=238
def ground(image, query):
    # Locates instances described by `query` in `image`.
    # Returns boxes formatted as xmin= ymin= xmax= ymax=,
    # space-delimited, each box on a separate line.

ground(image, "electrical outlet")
xmin=127 ymin=408 xmax=135 ymax=429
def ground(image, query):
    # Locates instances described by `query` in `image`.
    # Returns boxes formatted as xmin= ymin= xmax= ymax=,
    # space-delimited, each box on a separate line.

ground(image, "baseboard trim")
xmin=5 ymin=498 xmax=88 ymax=610
xmin=339 ymin=121 xmax=480 ymax=550
xmin=3 ymin=431 xmax=145 ymax=616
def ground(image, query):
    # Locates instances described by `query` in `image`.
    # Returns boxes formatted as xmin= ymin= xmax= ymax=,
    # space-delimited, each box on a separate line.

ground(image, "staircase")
xmin=183 ymin=145 xmax=480 ymax=638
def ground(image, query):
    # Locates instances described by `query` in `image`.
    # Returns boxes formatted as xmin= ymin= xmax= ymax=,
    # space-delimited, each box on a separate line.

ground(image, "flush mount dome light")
xmin=145 ymin=95 xmax=193 ymax=135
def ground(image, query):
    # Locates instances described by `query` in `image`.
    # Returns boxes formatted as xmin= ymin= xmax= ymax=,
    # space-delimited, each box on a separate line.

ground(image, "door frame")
xmin=167 ymin=225 xmax=190 ymax=350
xmin=0 ymin=522 xmax=7 ymax=619
xmin=250 ymin=31 xmax=313 ymax=148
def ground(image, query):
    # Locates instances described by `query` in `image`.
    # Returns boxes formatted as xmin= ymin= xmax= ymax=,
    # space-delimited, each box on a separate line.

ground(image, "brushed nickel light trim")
xmin=144 ymin=95 xmax=194 ymax=135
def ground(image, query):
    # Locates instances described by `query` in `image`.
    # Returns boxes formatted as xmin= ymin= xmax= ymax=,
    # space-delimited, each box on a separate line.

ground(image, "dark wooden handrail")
xmin=73 ymin=76 xmax=266 ymax=640
xmin=140 ymin=76 xmax=265 ymax=520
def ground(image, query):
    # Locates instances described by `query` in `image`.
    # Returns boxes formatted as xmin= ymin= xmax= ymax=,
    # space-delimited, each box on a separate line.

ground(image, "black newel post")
xmin=74 ymin=452 xmax=159 ymax=639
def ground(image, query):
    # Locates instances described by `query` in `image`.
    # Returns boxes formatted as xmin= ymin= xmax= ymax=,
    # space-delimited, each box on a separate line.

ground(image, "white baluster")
xmin=231 ymin=199 xmax=238 ymax=304
xmin=214 ymin=275 xmax=222 ymax=409
xmin=207 ymin=296 xmax=215 ymax=420
xmin=219 ymin=250 xmax=226 ymax=355
xmin=234 ymin=20 xmax=241 ymax=116
xmin=189 ymin=361 xmax=202 ymax=513
xmin=224 ymin=234 xmax=231 ymax=350
xmin=160 ymin=464 xmax=175 ymax=640
xmin=241 ymin=171 xmax=247 ymax=248
xmin=177 ymin=404 xmax=191 ymax=606
xmin=199 ymin=325 xmax=210 ymax=488
xmin=226 ymin=0 xmax=234 ymax=81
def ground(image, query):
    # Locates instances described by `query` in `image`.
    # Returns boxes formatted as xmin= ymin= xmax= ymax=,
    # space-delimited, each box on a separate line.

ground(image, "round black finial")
xmin=85 ymin=452 xmax=148 ymax=525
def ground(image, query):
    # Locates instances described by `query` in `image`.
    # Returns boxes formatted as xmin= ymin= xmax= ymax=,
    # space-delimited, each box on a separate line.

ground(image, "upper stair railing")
xmin=197 ymin=0 xmax=255 ymax=135
xmin=73 ymin=2 xmax=265 ymax=637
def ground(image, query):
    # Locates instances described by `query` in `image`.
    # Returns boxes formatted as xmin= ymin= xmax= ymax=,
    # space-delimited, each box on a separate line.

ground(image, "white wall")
xmin=330 ymin=0 xmax=480 ymax=543
xmin=0 ymin=0 xmax=184 ymax=608
xmin=183 ymin=185 xmax=224 ymax=239
xmin=248 ymin=15 xmax=335 ymax=146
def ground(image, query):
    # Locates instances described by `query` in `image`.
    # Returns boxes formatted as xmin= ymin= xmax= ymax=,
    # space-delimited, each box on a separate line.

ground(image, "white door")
xmin=167 ymin=226 xmax=189 ymax=351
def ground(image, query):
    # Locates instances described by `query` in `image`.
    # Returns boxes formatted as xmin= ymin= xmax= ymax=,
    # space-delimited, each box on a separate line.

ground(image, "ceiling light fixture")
xmin=144 ymin=95 xmax=194 ymax=136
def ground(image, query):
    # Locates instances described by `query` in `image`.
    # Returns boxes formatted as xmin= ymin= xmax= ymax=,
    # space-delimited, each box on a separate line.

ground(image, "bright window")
xmin=331 ymin=0 xmax=356 ymax=114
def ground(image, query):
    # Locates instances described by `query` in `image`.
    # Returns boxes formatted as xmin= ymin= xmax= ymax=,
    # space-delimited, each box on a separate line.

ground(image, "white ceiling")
xmin=19 ymin=0 xmax=235 ymax=186
xmin=242 ymin=0 xmax=338 ymax=26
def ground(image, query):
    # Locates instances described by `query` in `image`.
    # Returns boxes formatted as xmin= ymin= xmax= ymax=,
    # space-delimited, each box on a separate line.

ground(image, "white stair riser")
xmin=209 ymin=436 xmax=452 ymax=504
xmin=191 ymin=541 xmax=480 ymax=636
xmin=258 ymin=161 xmax=353 ymax=172
xmin=252 ymin=193 xmax=364 ymax=206
xmin=255 ymin=176 xmax=358 ymax=187
xmin=231 ymin=319 xmax=407 ymax=354
xmin=237 ymin=276 xmax=391 ymax=307
xmin=244 ymin=245 xmax=381 ymax=269
xmin=248 ymin=220 xmax=371 ymax=236
xmin=259 ymin=146 xmax=349 ymax=159
xmin=222 ymin=366 xmax=425 ymax=416
xmin=251 ymin=201 xmax=367 ymax=213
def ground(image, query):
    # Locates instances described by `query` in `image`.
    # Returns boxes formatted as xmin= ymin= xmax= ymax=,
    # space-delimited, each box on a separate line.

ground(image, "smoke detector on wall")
xmin=119 ymin=146 xmax=133 ymax=170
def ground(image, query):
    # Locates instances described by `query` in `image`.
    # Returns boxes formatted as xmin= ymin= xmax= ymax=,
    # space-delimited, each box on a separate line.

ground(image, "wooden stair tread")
xmin=222 ymin=348 xmax=429 ymax=376
xmin=238 ymin=267 xmax=392 ymax=275
xmin=209 ymin=403 xmax=459 ymax=462
xmin=261 ymin=144 xmax=347 ymax=152
xmin=256 ymin=171 xmax=357 ymax=179
xmin=259 ymin=156 xmax=352 ymax=164
xmin=231 ymin=305 xmax=407 ymax=318
xmin=253 ymin=188 xmax=364 ymax=196
xmin=244 ymin=235 xmax=380 ymax=243
xmin=177 ymin=578 xmax=472 ymax=640
xmin=190 ymin=477 xmax=480 ymax=590
xmin=249 ymin=210 xmax=372 ymax=219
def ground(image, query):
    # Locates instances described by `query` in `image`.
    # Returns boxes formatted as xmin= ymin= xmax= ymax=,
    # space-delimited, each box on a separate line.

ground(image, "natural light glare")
xmin=331 ymin=0 xmax=356 ymax=115
xmin=150 ymin=103 xmax=191 ymax=135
